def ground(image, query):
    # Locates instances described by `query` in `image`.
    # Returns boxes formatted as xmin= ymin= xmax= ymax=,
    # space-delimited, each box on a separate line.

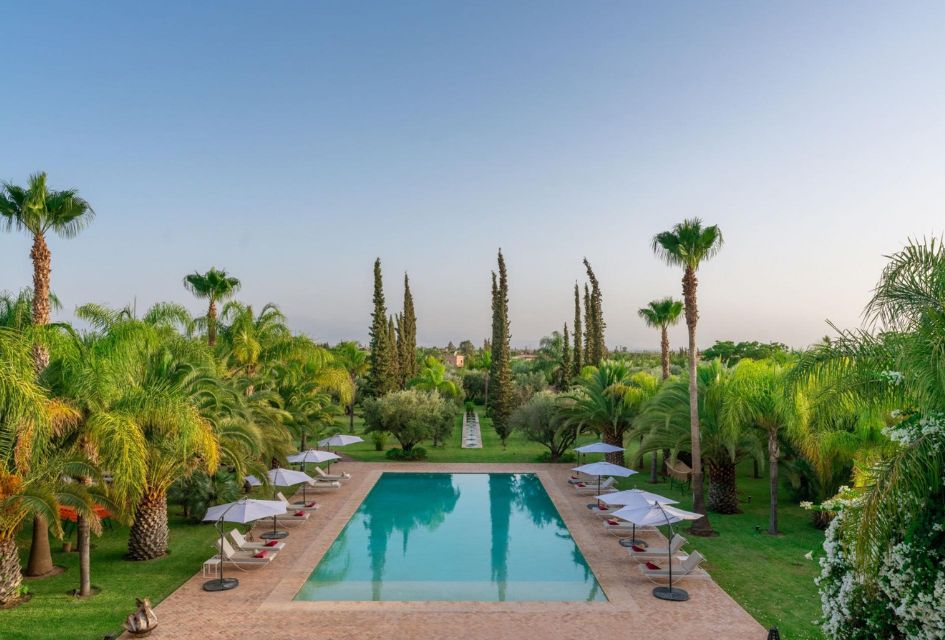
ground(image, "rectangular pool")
xmin=294 ymin=472 xmax=606 ymax=601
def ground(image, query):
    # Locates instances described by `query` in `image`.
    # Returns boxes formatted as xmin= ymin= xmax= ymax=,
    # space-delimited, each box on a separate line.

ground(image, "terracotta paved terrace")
xmin=129 ymin=463 xmax=764 ymax=640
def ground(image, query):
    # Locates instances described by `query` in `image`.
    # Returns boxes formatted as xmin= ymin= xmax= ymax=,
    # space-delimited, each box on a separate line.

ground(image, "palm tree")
xmin=652 ymin=217 xmax=723 ymax=535
xmin=333 ymin=341 xmax=370 ymax=430
xmin=1 ymin=173 xmax=94 ymax=576
xmin=725 ymin=358 xmax=801 ymax=534
xmin=183 ymin=268 xmax=241 ymax=347
xmin=564 ymin=362 xmax=658 ymax=467
xmin=638 ymin=297 xmax=683 ymax=481
xmin=634 ymin=360 xmax=764 ymax=514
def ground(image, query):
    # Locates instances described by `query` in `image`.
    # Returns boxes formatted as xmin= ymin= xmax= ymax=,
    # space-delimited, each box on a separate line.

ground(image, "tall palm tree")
xmin=183 ymin=268 xmax=241 ymax=347
xmin=725 ymin=358 xmax=801 ymax=534
xmin=1 ymin=173 xmax=94 ymax=576
xmin=652 ymin=218 xmax=723 ymax=536
xmin=638 ymin=297 xmax=684 ymax=481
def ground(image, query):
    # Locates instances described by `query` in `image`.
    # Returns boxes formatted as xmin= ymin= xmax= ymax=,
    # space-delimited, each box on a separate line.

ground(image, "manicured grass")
xmin=5 ymin=511 xmax=219 ymax=640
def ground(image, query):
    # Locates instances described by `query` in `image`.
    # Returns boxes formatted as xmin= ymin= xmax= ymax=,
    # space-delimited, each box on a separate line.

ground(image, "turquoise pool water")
xmin=295 ymin=472 xmax=605 ymax=601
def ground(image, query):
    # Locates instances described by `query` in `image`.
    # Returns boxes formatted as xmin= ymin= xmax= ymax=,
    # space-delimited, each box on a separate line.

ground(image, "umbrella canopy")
xmin=571 ymin=461 xmax=637 ymax=477
xmin=244 ymin=475 xmax=262 ymax=487
xmin=611 ymin=502 xmax=701 ymax=526
xmin=287 ymin=449 xmax=341 ymax=464
xmin=318 ymin=434 xmax=364 ymax=447
xmin=596 ymin=488 xmax=678 ymax=507
xmin=267 ymin=467 xmax=314 ymax=487
xmin=203 ymin=498 xmax=285 ymax=524
xmin=574 ymin=442 xmax=624 ymax=454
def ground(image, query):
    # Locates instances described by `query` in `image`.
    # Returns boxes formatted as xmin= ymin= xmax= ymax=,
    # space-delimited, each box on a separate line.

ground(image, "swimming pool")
xmin=294 ymin=472 xmax=605 ymax=601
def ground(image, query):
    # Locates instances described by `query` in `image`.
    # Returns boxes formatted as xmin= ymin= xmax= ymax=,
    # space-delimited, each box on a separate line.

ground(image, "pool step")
xmin=461 ymin=411 xmax=482 ymax=448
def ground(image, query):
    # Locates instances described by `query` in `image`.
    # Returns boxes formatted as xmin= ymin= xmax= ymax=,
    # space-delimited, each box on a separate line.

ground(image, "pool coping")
xmin=259 ymin=464 xmax=639 ymax=613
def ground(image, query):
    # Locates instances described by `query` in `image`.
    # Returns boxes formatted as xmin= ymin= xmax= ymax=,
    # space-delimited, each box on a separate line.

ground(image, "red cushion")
xmin=265 ymin=540 xmax=279 ymax=547
xmin=598 ymin=505 xmax=608 ymax=511
xmin=306 ymin=502 xmax=317 ymax=508
xmin=631 ymin=545 xmax=645 ymax=552
xmin=607 ymin=518 xmax=619 ymax=526
xmin=645 ymin=561 xmax=660 ymax=570
xmin=253 ymin=550 xmax=269 ymax=559
xmin=577 ymin=482 xmax=586 ymax=487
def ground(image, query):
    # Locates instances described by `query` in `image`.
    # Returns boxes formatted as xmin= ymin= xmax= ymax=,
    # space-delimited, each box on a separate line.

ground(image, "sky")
xmin=2 ymin=1 xmax=945 ymax=349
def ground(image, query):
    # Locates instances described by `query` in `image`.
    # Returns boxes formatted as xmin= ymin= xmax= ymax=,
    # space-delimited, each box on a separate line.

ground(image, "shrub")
xmin=509 ymin=391 xmax=578 ymax=462
xmin=363 ymin=389 xmax=457 ymax=452
xmin=385 ymin=446 xmax=428 ymax=461
xmin=462 ymin=370 xmax=488 ymax=403
xmin=371 ymin=430 xmax=387 ymax=451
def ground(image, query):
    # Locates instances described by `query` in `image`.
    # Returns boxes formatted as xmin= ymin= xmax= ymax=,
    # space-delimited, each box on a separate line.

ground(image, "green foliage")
xmin=397 ymin=274 xmax=418 ymax=385
xmin=409 ymin=356 xmax=463 ymax=401
xmin=385 ymin=445 xmax=428 ymax=461
xmin=362 ymin=389 xmax=457 ymax=452
xmin=167 ymin=470 xmax=240 ymax=523
xmin=703 ymin=340 xmax=793 ymax=365
xmin=488 ymin=250 xmax=514 ymax=444
xmin=582 ymin=258 xmax=606 ymax=364
xmin=572 ymin=283 xmax=583 ymax=376
xmin=461 ymin=370 xmax=488 ymax=403
xmin=370 ymin=430 xmax=387 ymax=451
xmin=0 ymin=172 xmax=95 ymax=238
xmin=367 ymin=258 xmax=397 ymax=396
xmin=509 ymin=391 xmax=577 ymax=461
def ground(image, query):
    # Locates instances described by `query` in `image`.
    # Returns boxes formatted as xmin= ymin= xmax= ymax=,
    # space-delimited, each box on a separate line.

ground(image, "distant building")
xmin=444 ymin=352 xmax=465 ymax=368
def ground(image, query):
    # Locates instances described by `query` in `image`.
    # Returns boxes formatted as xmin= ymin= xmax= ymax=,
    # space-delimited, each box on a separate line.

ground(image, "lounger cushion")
xmin=607 ymin=518 xmax=619 ymax=525
xmin=254 ymin=550 xmax=270 ymax=559
xmin=294 ymin=510 xmax=305 ymax=516
xmin=645 ymin=561 xmax=660 ymax=570
xmin=598 ymin=505 xmax=608 ymax=511
xmin=632 ymin=545 xmax=645 ymax=552
xmin=265 ymin=540 xmax=279 ymax=547
xmin=577 ymin=482 xmax=586 ymax=487
xmin=306 ymin=502 xmax=317 ymax=508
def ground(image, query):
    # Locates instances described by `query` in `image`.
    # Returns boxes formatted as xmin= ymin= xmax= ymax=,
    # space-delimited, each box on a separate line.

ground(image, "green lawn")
xmin=6 ymin=512 xmax=220 ymax=640
xmin=2 ymin=408 xmax=824 ymax=640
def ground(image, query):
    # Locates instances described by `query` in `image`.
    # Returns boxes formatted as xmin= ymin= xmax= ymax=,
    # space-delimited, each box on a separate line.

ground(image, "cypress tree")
xmin=395 ymin=312 xmax=406 ymax=387
xmin=400 ymin=273 xmax=418 ymax=383
xmin=561 ymin=322 xmax=571 ymax=388
xmin=489 ymin=250 xmax=514 ymax=445
xmin=583 ymin=258 xmax=606 ymax=363
xmin=583 ymin=283 xmax=592 ymax=363
xmin=572 ymin=283 xmax=583 ymax=376
xmin=368 ymin=258 xmax=396 ymax=395
xmin=386 ymin=315 xmax=400 ymax=389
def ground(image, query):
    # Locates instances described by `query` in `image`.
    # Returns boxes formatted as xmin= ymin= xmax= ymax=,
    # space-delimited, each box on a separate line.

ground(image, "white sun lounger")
xmin=315 ymin=466 xmax=351 ymax=482
xmin=625 ymin=535 xmax=687 ymax=560
xmin=212 ymin=537 xmax=278 ymax=569
xmin=276 ymin=491 xmax=320 ymax=512
xmin=228 ymin=528 xmax=285 ymax=552
xmin=574 ymin=477 xmax=617 ymax=495
xmin=308 ymin=479 xmax=341 ymax=491
xmin=639 ymin=550 xmax=709 ymax=582
xmin=603 ymin=519 xmax=658 ymax=536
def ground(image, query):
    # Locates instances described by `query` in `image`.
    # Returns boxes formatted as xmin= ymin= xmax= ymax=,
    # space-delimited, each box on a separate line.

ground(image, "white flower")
xmin=805 ymin=551 xmax=813 ymax=561
xmin=800 ymin=501 xmax=814 ymax=510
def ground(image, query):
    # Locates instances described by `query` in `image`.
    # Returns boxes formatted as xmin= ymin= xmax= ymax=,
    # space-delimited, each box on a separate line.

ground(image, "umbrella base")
xmin=260 ymin=531 xmax=288 ymax=540
xmin=203 ymin=578 xmax=239 ymax=592
xmin=618 ymin=538 xmax=648 ymax=548
xmin=652 ymin=586 xmax=688 ymax=601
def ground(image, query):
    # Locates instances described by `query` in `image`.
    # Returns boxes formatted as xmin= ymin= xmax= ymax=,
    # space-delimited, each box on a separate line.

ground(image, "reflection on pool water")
xmin=294 ymin=472 xmax=606 ymax=601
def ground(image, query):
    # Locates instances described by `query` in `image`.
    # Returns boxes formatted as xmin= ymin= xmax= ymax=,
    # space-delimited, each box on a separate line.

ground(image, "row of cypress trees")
xmin=367 ymin=258 xmax=417 ymax=395
xmin=565 ymin=258 xmax=606 ymax=377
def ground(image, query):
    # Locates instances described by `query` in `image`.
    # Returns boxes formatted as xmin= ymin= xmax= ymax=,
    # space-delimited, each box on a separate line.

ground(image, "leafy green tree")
xmin=489 ymin=251 xmax=514 ymax=445
xmin=510 ymin=391 xmax=577 ymax=461
xmin=182 ymin=267 xmax=241 ymax=347
xmin=653 ymin=217 xmax=724 ymax=536
xmin=409 ymin=356 xmax=462 ymax=401
xmin=387 ymin=315 xmax=400 ymax=389
xmin=363 ymin=389 xmax=457 ymax=452
xmin=703 ymin=340 xmax=792 ymax=365
xmin=572 ymin=284 xmax=583 ymax=376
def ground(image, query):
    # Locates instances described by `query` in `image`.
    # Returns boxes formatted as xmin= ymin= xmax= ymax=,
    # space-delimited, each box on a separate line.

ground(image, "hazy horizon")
xmin=3 ymin=2 xmax=944 ymax=350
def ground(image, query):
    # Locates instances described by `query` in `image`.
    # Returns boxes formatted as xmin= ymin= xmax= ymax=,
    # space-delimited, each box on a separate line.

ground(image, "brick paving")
xmin=129 ymin=463 xmax=764 ymax=639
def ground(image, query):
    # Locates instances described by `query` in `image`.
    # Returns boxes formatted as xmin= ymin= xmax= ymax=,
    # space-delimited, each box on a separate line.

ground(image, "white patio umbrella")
xmin=318 ymin=434 xmax=364 ymax=448
xmin=571 ymin=461 xmax=637 ymax=496
xmin=595 ymin=489 xmax=677 ymax=547
xmin=268 ymin=467 xmax=315 ymax=506
xmin=201 ymin=498 xmax=286 ymax=592
xmin=611 ymin=502 xmax=702 ymax=602
xmin=574 ymin=442 xmax=624 ymax=454
xmin=288 ymin=448 xmax=342 ymax=473
xmin=244 ymin=475 xmax=262 ymax=487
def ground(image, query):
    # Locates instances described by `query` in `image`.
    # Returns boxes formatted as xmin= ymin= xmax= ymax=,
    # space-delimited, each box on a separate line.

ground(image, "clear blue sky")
xmin=2 ymin=2 xmax=945 ymax=348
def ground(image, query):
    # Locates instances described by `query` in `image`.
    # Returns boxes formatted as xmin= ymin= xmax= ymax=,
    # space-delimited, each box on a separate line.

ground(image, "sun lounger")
xmin=308 ymin=479 xmax=341 ymax=491
xmin=574 ymin=477 xmax=617 ymax=495
xmin=228 ymin=529 xmax=285 ymax=552
xmin=639 ymin=550 xmax=708 ymax=582
xmin=587 ymin=503 xmax=620 ymax=516
xmin=276 ymin=491 xmax=319 ymax=512
xmin=603 ymin=518 xmax=658 ymax=536
xmin=315 ymin=466 xmax=351 ymax=482
xmin=211 ymin=538 xmax=278 ymax=569
xmin=625 ymin=535 xmax=687 ymax=560
xmin=273 ymin=508 xmax=311 ymax=523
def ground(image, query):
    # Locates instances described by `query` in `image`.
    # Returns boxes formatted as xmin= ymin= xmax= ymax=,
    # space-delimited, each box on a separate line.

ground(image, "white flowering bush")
xmin=817 ymin=413 xmax=945 ymax=639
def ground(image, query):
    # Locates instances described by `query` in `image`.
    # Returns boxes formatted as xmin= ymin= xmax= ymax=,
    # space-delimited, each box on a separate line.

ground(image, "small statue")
xmin=123 ymin=597 xmax=158 ymax=637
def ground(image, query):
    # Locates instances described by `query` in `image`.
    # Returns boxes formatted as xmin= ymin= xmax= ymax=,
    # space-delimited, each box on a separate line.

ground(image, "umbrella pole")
xmin=652 ymin=505 xmax=688 ymax=602
xmin=203 ymin=514 xmax=238 ymax=591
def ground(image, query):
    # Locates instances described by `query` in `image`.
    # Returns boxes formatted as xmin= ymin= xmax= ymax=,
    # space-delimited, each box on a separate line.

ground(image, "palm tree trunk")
xmin=752 ymin=459 xmax=761 ymax=479
xmin=602 ymin=432 xmax=625 ymax=467
xmin=768 ymin=429 xmax=780 ymax=535
xmin=128 ymin=491 xmax=169 ymax=561
xmin=207 ymin=299 xmax=217 ymax=347
xmin=683 ymin=266 xmax=714 ymax=536
xmin=0 ymin=534 xmax=22 ymax=604
xmin=648 ymin=451 xmax=659 ymax=483
xmin=24 ymin=516 xmax=54 ymax=576
xmin=660 ymin=325 xmax=670 ymax=380
xmin=349 ymin=404 xmax=355 ymax=430
xmin=707 ymin=459 xmax=741 ymax=514
xmin=77 ymin=514 xmax=91 ymax=596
